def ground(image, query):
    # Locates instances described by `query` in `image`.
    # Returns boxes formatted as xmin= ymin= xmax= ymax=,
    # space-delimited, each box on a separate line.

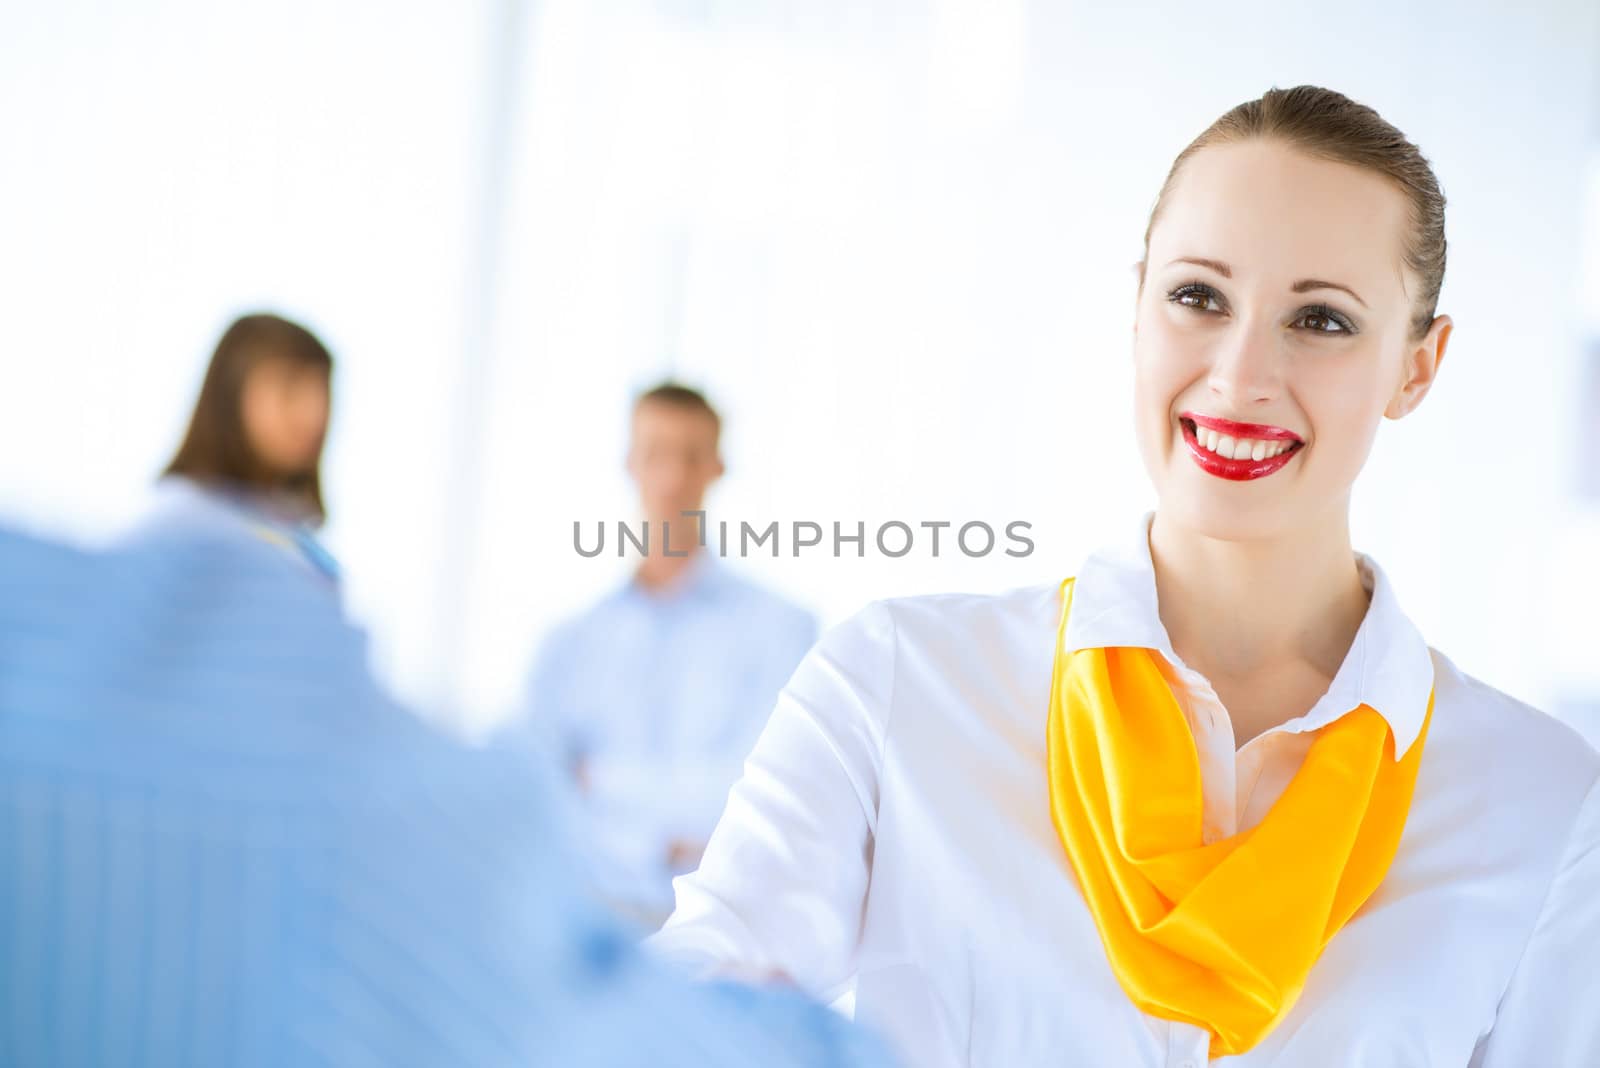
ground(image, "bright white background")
xmin=3 ymin=1 xmax=1598 ymax=741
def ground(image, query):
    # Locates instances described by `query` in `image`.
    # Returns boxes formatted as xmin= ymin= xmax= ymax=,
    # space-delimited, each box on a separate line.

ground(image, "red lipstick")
xmin=1178 ymin=411 xmax=1304 ymax=482
xmin=1183 ymin=412 xmax=1302 ymax=442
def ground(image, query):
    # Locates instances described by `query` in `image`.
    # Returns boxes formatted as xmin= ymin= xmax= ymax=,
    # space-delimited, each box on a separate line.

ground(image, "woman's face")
xmin=240 ymin=357 xmax=330 ymax=477
xmin=1132 ymin=139 xmax=1451 ymax=542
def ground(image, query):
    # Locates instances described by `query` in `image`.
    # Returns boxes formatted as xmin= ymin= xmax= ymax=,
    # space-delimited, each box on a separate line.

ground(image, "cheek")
xmin=243 ymin=382 xmax=315 ymax=463
xmin=1293 ymin=361 xmax=1391 ymax=477
xmin=691 ymin=453 xmax=720 ymax=481
xmin=1299 ymin=357 xmax=1387 ymax=435
xmin=1136 ymin=304 xmax=1208 ymax=382
xmin=300 ymin=394 xmax=331 ymax=437
xmin=638 ymin=455 xmax=679 ymax=489
xmin=240 ymin=386 xmax=282 ymax=446
xmin=1132 ymin=329 xmax=1199 ymax=434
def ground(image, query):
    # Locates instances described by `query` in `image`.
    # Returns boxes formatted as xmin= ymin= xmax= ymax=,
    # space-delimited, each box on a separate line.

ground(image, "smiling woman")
xmin=645 ymin=85 xmax=1600 ymax=1067
xmin=1134 ymin=129 xmax=1451 ymax=552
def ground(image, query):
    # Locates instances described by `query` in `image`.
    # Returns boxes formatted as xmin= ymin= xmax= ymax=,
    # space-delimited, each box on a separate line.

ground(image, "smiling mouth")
xmin=1178 ymin=417 xmax=1304 ymax=480
xmin=1180 ymin=417 xmax=1300 ymax=461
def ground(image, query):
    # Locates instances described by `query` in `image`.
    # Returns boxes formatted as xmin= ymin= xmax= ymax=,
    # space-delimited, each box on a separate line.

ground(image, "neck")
xmin=635 ymin=545 xmax=700 ymax=594
xmin=1147 ymin=503 xmax=1370 ymax=686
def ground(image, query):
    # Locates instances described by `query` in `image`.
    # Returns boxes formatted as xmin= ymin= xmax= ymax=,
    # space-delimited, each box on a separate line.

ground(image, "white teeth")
xmin=1190 ymin=422 xmax=1298 ymax=461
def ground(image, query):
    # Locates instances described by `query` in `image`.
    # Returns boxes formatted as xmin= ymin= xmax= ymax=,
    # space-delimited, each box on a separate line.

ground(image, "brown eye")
xmin=1167 ymin=283 xmax=1223 ymax=314
xmin=1294 ymin=304 xmax=1356 ymax=335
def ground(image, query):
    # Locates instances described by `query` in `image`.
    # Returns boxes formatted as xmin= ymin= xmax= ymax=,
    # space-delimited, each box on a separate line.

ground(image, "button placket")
xmin=1190 ymin=692 xmax=1238 ymax=843
xmin=1169 ymin=662 xmax=1241 ymax=846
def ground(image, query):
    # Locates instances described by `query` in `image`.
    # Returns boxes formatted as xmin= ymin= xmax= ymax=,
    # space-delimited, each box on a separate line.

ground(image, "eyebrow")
xmin=1165 ymin=256 xmax=1368 ymax=309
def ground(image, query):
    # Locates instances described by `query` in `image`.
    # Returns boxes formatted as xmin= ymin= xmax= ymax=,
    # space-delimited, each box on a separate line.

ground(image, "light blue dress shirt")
xmin=0 ymin=522 xmax=889 ymax=1068
xmin=121 ymin=474 xmax=342 ymax=584
xmin=518 ymin=550 xmax=817 ymax=923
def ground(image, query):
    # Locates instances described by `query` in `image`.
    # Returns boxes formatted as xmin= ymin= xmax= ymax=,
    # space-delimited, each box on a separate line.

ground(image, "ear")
xmin=1385 ymin=314 xmax=1452 ymax=420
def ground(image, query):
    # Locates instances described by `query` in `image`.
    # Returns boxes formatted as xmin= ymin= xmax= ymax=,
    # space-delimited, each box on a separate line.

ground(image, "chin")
xmin=1157 ymin=482 xmax=1301 ymax=544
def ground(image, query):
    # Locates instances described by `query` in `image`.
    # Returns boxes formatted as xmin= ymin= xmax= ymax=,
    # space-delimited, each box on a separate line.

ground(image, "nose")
xmin=1206 ymin=320 xmax=1282 ymax=408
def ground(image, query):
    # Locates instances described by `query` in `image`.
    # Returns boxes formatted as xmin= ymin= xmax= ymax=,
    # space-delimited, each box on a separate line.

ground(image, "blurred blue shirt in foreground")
xmin=0 ymin=522 xmax=890 ymax=1068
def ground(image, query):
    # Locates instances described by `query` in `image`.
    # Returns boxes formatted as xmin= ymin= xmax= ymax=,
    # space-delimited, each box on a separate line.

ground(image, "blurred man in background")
xmin=0 ymin=519 xmax=888 ymax=1068
xmin=516 ymin=382 xmax=817 ymax=929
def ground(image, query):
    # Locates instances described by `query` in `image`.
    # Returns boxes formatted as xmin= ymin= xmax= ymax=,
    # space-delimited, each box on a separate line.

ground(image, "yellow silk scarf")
xmin=1045 ymin=577 xmax=1433 ymax=1057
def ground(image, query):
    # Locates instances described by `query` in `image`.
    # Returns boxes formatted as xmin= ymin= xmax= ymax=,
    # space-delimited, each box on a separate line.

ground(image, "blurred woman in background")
xmin=133 ymin=312 xmax=340 ymax=583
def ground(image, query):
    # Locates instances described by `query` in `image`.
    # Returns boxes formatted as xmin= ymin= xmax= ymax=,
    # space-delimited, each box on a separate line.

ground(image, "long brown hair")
xmin=1138 ymin=85 xmax=1447 ymax=344
xmin=164 ymin=313 xmax=334 ymax=523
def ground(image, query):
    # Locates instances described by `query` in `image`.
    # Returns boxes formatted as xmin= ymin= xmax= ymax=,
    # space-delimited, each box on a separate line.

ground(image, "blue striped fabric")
xmin=0 ymin=523 xmax=893 ymax=1068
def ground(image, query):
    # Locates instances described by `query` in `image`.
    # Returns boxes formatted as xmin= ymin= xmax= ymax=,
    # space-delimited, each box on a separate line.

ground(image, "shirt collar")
xmin=1063 ymin=510 xmax=1433 ymax=757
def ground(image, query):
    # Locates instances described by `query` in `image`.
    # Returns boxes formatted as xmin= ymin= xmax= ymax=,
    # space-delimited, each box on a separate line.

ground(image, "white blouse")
xmin=648 ymin=511 xmax=1600 ymax=1067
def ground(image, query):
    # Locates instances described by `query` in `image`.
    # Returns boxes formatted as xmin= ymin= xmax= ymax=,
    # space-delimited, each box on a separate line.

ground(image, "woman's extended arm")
xmin=646 ymin=599 xmax=898 ymax=1004
xmin=1469 ymin=774 xmax=1600 ymax=1065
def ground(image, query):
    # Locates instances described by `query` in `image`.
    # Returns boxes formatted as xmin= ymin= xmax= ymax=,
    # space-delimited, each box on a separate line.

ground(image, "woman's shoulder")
xmin=1426 ymin=645 xmax=1600 ymax=794
xmin=807 ymin=581 xmax=1064 ymax=689
xmin=115 ymin=476 xmax=251 ymax=546
xmin=780 ymin=582 xmax=1063 ymax=759
xmin=869 ymin=578 xmax=1064 ymax=634
xmin=815 ymin=580 xmax=1063 ymax=666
